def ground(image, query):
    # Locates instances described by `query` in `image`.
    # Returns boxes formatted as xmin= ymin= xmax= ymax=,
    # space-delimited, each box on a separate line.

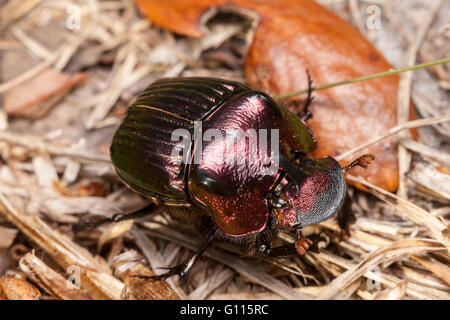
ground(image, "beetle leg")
xmin=258 ymin=229 xmax=313 ymax=257
xmin=135 ymin=231 xmax=215 ymax=281
xmin=336 ymin=191 xmax=355 ymax=239
xmin=73 ymin=202 xmax=158 ymax=231
xmin=300 ymin=69 xmax=315 ymax=122
xmin=265 ymin=244 xmax=298 ymax=257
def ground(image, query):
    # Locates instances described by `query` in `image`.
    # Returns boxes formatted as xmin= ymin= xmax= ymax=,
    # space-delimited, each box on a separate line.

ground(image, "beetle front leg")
xmin=135 ymin=231 xmax=215 ymax=281
xmin=258 ymin=229 xmax=313 ymax=257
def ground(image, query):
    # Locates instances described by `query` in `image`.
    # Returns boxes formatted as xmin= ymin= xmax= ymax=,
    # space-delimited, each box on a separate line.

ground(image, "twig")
xmin=275 ymin=58 xmax=450 ymax=99
xmin=0 ymin=131 xmax=110 ymax=163
xmin=396 ymin=0 xmax=442 ymax=198
xmin=335 ymin=114 xmax=450 ymax=160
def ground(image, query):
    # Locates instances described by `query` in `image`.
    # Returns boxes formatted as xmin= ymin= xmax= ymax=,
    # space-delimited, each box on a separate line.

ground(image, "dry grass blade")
xmin=411 ymin=256 xmax=450 ymax=286
xmin=19 ymin=252 xmax=91 ymax=300
xmin=0 ymin=192 xmax=124 ymax=299
xmin=189 ymin=267 xmax=234 ymax=300
xmin=346 ymin=175 xmax=450 ymax=252
xmin=316 ymin=239 xmax=446 ymax=299
xmin=131 ymin=228 xmax=187 ymax=299
xmin=0 ymin=131 xmax=110 ymax=163
xmin=313 ymin=250 xmax=449 ymax=300
xmin=335 ymin=114 xmax=450 ymax=161
xmin=396 ymin=0 xmax=442 ymax=198
xmin=401 ymin=139 xmax=450 ymax=166
xmin=374 ymin=282 xmax=406 ymax=300
xmin=408 ymin=161 xmax=450 ymax=201
xmin=0 ymin=226 xmax=18 ymax=248
xmin=142 ymin=222 xmax=310 ymax=300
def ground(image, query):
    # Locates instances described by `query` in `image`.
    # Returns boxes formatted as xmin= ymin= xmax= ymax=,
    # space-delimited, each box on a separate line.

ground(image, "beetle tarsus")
xmin=300 ymin=70 xmax=315 ymax=122
xmin=258 ymin=228 xmax=313 ymax=257
xmin=295 ymin=237 xmax=313 ymax=255
xmin=135 ymin=231 xmax=215 ymax=281
xmin=133 ymin=263 xmax=189 ymax=281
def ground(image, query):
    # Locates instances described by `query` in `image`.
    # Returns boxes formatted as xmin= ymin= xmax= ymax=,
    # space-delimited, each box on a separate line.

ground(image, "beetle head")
xmin=272 ymin=156 xmax=346 ymax=228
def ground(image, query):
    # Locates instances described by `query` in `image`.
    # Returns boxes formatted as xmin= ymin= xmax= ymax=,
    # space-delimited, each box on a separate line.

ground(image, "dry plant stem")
xmin=315 ymin=239 xmax=446 ymax=299
xmin=275 ymin=58 xmax=450 ymax=99
xmin=396 ymin=0 xmax=442 ymax=199
xmin=131 ymin=228 xmax=187 ymax=299
xmin=411 ymin=256 xmax=450 ymax=286
xmin=120 ymin=263 xmax=180 ymax=300
xmin=19 ymin=252 xmax=92 ymax=300
xmin=141 ymin=222 xmax=310 ymax=300
xmin=349 ymin=0 xmax=365 ymax=35
xmin=335 ymin=114 xmax=450 ymax=161
xmin=0 ymin=131 xmax=110 ymax=163
xmin=0 ymin=192 xmax=124 ymax=299
xmin=0 ymin=0 xmax=44 ymax=28
xmin=0 ymin=44 xmax=66 ymax=93
xmin=400 ymin=139 xmax=450 ymax=166
xmin=346 ymin=175 xmax=450 ymax=253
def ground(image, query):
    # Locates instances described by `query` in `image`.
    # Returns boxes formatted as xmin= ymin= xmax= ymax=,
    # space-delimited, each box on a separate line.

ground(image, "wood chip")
xmin=0 ymin=276 xmax=40 ymax=300
xmin=19 ymin=252 xmax=91 ymax=300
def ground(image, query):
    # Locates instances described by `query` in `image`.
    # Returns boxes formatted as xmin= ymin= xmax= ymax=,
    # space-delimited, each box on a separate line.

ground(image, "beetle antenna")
xmin=300 ymin=69 xmax=315 ymax=122
xmin=343 ymin=154 xmax=375 ymax=173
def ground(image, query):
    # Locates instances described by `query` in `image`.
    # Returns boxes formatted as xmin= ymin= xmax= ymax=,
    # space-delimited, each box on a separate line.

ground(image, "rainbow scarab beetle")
xmin=103 ymin=77 xmax=373 ymax=279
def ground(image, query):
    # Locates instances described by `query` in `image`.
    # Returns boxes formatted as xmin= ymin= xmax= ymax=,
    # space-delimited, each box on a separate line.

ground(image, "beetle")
xmin=84 ymin=76 xmax=374 ymax=280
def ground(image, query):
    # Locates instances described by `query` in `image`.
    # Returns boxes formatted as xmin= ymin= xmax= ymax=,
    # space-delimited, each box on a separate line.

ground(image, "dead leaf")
xmin=3 ymin=68 xmax=87 ymax=118
xmin=134 ymin=0 xmax=416 ymax=191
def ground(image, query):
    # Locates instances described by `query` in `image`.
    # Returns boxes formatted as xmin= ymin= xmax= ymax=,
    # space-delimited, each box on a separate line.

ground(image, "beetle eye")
xmin=191 ymin=167 xmax=235 ymax=196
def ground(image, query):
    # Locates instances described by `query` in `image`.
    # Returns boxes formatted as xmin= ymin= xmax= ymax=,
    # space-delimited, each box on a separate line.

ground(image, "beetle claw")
xmin=133 ymin=263 xmax=189 ymax=281
xmin=295 ymin=237 xmax=313 ymax=255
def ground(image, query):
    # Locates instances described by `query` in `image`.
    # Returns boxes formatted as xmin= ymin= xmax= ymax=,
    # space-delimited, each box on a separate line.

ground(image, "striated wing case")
xmin=110 ymin=77 xmax=249 ymax=203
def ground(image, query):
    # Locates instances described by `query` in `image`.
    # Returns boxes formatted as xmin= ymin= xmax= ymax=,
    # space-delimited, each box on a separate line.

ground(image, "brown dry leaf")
xmin=133 ymin=0 xmax=414 ymax=192
xmin=0 ymin=276 xmax=40 ymax=300
xmin=19 ymin=252 xmax=91 ymax=300
xmin=3 ymin=68 xmax=87 ymax=118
